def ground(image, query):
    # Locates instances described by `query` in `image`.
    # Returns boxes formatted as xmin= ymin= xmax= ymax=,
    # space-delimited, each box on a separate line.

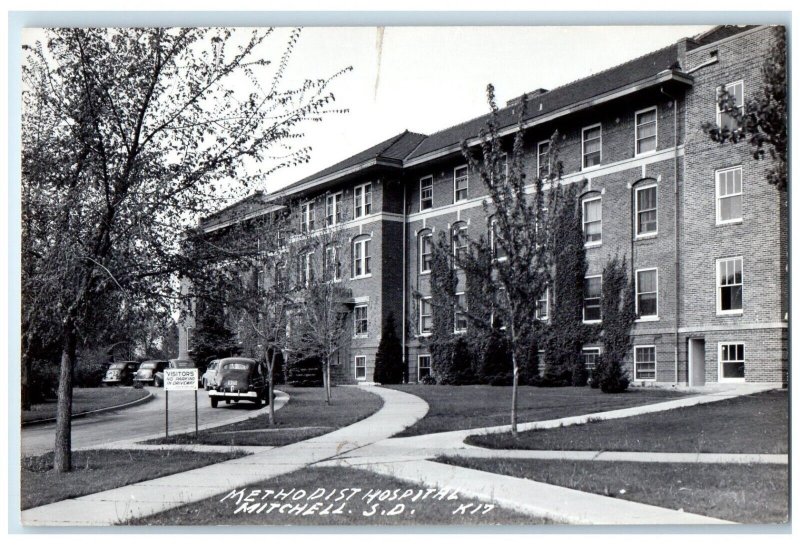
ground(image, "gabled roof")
xmin=689 ymin=25 xmax=759 ymax=49
xmin=406 ymin=44 xmax=682 ymax=162
xmin=200 ymin=191 xmax=284 ymax=233
xmin=276 ymin=130 xmax=427 ymax=196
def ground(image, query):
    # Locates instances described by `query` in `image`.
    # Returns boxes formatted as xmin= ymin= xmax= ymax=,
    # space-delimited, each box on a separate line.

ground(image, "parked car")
xmin=133 ymin=360 xmax=169 ymax=387
xmin=154 ymin=358 xmax=197 ymax=387
xmin=208 ymin=357 xmax=267 ymax=408
xmin=202 ymin=360 xmax=220 ymax=390
xmin=102 ymin=361 xmax=139 ymax=386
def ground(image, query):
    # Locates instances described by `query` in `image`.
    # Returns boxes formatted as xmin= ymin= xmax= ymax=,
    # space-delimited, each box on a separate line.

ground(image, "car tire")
xmin=253 ymin=396 xmax=262 ymax=408
xmin=226 ymin=399 xmax=231 ymax=405
xmin=210 ymin=397 xmax=218 ymax=408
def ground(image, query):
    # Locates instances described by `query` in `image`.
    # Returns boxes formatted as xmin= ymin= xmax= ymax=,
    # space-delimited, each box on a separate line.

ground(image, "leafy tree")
xmin=457 ymin=85 xmax=569 ymax=436
xmin=543 ymin=182 xmax=593 ymax=387
xmin=596 ymin=256 xmax=636 ymax=393
xmin=190 ymin=300 xmax=241 ymax=370
xmin=21 ymin=27 xmax=348 ymax=472
xmin=373 ymin=313 xmax=404 ymax=384
xmin=702 ymin=27 xmax=787 ymax=191
xmin=478 ymin=319 xmax=513 ymax=385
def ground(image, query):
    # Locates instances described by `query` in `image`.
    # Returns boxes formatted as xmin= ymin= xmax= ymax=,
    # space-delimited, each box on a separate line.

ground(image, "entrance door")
xmin=688 ymin=338 xmax=706 ymax=387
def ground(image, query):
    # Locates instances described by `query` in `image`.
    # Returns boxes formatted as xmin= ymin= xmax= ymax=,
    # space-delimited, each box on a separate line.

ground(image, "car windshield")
xmin=223 ymin=362 xmax=251 ymax=371
xmin=140 ymin=363 xmax=157 ymax=369
xmin=109 ymin=363 xmax=128 ymax=370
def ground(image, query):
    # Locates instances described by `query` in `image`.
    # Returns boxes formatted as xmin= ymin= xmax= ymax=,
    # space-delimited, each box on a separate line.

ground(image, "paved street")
xmin=21 ymin=386 xmax=270 ymax=457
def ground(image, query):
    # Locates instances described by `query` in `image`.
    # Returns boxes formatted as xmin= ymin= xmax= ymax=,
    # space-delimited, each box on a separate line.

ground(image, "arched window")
xmin=581 ymin=193 xmax=602 ymax=246
xmin=418 ymin=229 xmax=433 ymax=274
xmin=634 ymin=180 xmax=658 ymax=237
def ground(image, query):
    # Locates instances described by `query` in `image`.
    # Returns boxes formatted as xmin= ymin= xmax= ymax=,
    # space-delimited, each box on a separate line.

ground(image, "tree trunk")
xmin=323 ymin=356 xmax=330 ymax=404
xmin=54 ymin=327 xmax=77 ymax=473
xmin=267 ymin=349 xmax=276 ymax=426
xmin=21 ymin=353 xmax=31 ymax=411
xmin=510 ymin=324 xmax=519 ymax=438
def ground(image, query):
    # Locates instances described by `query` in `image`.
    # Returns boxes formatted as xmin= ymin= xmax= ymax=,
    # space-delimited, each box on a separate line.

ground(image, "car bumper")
xmin=208 ymin=389 xmax=259 ymax=399
xmin=102 ymin=378 xmax=123 ymax=384
xmin=133 ymin=378 xmax=154 ymax=383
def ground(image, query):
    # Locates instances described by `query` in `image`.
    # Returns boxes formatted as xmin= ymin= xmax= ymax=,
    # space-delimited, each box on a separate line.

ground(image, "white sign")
xmin=164 ymin=368 xmax=198 ymax=391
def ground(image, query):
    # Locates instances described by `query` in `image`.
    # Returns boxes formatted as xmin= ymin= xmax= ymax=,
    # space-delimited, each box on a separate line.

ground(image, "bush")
xmin=477 ymin=325 xmax=512 ymax=384
xmin=74 ymin=349 xmax=110 ymax=388
xmin=437 ymin=336 xmax=476 ymax=385
xmin=420 ymin=374 xmax=437 ymax=385
xmin=285 ymin=356 xmax=323 ymax=387
xmin=28 ymin=359 xmax=59 ymax=403
xmin=373 ymin=313 xmax=404 ymax=384
xmin=597 ymin=355 xmax=630 ymax=393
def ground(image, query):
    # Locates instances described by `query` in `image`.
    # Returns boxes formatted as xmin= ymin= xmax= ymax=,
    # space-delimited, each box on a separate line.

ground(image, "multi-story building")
xmin=179 ymin=25 xmax=787 ymax=388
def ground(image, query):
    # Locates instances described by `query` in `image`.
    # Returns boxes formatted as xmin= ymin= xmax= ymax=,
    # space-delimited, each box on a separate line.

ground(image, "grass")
xmin=437 ymin=456 xmax=788 ymax=524
xmin=466 ymin=390 xmax=788 ymax=454
xmin=22 ymin=387 xmax=151 ymax=424
xmin=132 ymin=465 xmax=549 ymax=526
xmin=146 ymin=385 xmax=383 ymax=447
xmin=21 ymin=448 xmax=246 ymax=510
xmin=387 ymin=385 xmax=687 ymax=437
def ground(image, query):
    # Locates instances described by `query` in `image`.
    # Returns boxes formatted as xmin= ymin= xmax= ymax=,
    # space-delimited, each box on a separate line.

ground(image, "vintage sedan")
xmin=201 ymin=360 xmax=220 ymax=390
xmin=208 ymin=357 xmax=267 ymax=408
xmin=133 ymin=360 xmax=169 ymax=387
xmin=102 ymin=361 xmax=139 ymax=386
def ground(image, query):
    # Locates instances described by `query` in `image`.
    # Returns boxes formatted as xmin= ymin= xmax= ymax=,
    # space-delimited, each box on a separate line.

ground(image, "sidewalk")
xmin=21 ymin=386 xmax=429 ymax=526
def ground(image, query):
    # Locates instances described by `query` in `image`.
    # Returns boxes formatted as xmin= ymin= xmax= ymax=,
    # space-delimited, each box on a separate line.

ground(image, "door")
xmin=689 ymin=338 xmax=706 ymax=387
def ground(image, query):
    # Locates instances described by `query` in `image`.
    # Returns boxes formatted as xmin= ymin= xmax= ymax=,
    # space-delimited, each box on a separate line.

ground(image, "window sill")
xmin=352 ymin=274 xmax=373 ymax=280
xmin=716 ymin=310 xmax=743 ymax=317
xmin=419 ymin=271 xmax=431 ymax=276
xmin=716 ymin=219 xmax=743 ymax=227
xmin=634 ymin=150 xmax=658 ymax=159
xmin=583 ymin=320 xmax=602 ymax=325
xmin=634 ymin=377 xmax=657 ymax=382
xmin=636 ymin=316 xmax=660 ymax=322
xmin=584 ymin=242 xmax=602 ymax=249
xmin=353 ymin=334 xmax=368 ymax=339
xmin=635 ymin=232 xmax=658 ymax=241
xmin=581 ymin=164 xmax=603 ymax=173
xmin=418 ymin=333 xmax=432 ymax=338
xmin=454 ymin=329 xmax=467 ymax=335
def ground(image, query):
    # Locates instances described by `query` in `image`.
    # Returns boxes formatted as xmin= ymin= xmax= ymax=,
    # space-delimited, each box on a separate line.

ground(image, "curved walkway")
xmin=21 ymin=386 xmax=428 ymax=526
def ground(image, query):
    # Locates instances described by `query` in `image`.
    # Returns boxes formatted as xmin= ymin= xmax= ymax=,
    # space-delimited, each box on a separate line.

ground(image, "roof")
xmin=406 ymin=44 xmax=681 ymax=161
xmin=200 ymin=191 xmax=285 ymax=233
xmin=277 ymin=130 xmax=427 ymax=194
xmin=688 ymin=25 xmax=759 ymax=50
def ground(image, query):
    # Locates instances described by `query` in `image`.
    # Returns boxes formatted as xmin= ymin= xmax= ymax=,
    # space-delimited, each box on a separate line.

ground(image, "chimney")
xmin=506 ymin=88 xmax=549 ymax=107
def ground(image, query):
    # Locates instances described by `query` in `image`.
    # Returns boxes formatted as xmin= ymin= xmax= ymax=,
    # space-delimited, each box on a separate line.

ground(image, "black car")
xmin=102 ymin=361 xmax=139 ymax=386
xmin=133 ymin=360 xmax=169 ymax=387
xmin=154 ymin=358 xmax=197 ymax=387
xmin=208 ymin=357 xmax=267 ymax=408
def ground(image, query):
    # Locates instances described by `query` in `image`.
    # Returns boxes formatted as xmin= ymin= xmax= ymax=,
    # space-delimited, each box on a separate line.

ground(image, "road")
xmin=21 ymin=386 xmax=267 ymax=457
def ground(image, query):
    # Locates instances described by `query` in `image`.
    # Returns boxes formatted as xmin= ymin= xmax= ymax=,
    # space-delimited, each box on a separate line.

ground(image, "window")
xmin=452 ymin=223 xmax=468 ymax=264
xmin=454 ymin=292 xmax=467 ymax=333
xmin=301 ymin=201 xmax=315 ymax=233
xmin=634 ymin=346 xmax=657 ymax=381
xmin=716 ymin=167 xmax=743 ymax=224
xmin=419 ymin=297 xmax=432 ymax=335
xmin=535 ymin=288 xmax=549 ymax=320
xmin=454 ymin=165 xmax=469 ymax=202
xmin=717 ymin=80 xmax=744 ymax=131
xmin=635 ymin=185 xmax=657 ymax=236
xmin=420 ymin=176 xmax=433 ymax=210
xmin=325 ymin=192 xmax=342 ymax=226
xmin=718 ymin=342 xmax=745 ymax=381
xmin=324 ymin=245 xmax=341 ymax=282
xmin=353 ymin=305 xmax=368 ymax=336
xmin=636 ymin=269 xmax=658 ymax=319
xmin=490 ymin=153 xmax=508 ymax=187
xmin=419 ymin=231 xmax=433 ymax=274
xmin=583 ymin=275 xmax=602 ymax=322
xmin=635 ymin=107 xmax=657 ymax=155
xmin=354 ymin=183 xmax=372 ymax=218
xmin=299 ymin=252 xmax=314 ymax=286
xmin=717 ymin=257 xmax=743 ymax=314
xmin=354 ymin=355 xmax=367 ymax=381
xmin=490 ymin=219 xmax=507 ymax=260
xmin=418 ymin=355 xmax=432 ymax=381
xmin=537 ymin=140 xmax=550 ymax=179
xmin=582 ymin=348 xmax=600 ymax=371
xmin=582 ymin=197 xmax=602 ymax=245
xmin=352 ymin=237 xmax=372 ymax=278
xmin=582 ymin=124 xmax=602 ymax=169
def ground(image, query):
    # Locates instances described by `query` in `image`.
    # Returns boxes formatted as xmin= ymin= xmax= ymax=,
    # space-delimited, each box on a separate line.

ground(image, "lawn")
xmin=438 ymin=456 xmax=789 ymax=524
xmin=388 ymin=385 xmax=687 ymax=437
xmin=466 ymin=390 xmax=788 ymax=453
xmin=22 ymin=387 xmax=151 ymax=424
xmin=146 ymin=385 xmax=383 ymax=447
xmin=132 ymin=465 xmax=549 ymax=526
xmin=21 ymin=448 xmax=246 ymax=510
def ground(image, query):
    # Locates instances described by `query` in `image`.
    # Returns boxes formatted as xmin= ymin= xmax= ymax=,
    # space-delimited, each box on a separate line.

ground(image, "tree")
xmin=21 ymin=28 xmax=349 ymax=472
xmin=457 ymin=84 xmax=568 ymax=436
xmin=543 ymin=182 xmax=593 ymax=387
xmin=595 ymin=256 xmax=636 ymax=393
xmin=373 ymin=313 xmax=404 ymax=384
xmin=190 ymin=301 xmax=241 ymax=370
xmin=702 ymin=27 xmax=787 ymax=191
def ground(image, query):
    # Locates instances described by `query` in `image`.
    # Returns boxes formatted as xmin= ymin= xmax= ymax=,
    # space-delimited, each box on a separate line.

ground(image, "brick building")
xmin=179 ymin=25 xmax=787 ymax=387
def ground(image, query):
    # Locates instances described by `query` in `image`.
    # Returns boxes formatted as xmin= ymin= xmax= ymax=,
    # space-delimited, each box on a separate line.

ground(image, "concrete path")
xmin=21 ymin=386 xmax=428 ymax=526
xmin=322 ymin=458 xmax=730 ymax=525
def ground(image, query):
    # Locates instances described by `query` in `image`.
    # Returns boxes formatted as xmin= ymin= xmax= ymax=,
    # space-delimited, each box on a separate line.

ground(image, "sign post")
xmin=164 ymin=368 xmax=199 ymax=441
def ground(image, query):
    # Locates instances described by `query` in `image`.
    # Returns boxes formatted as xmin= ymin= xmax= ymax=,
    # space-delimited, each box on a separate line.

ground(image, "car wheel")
xmin=226 ymin=399 xmax=231 ymax=405
xmin=210 ymin=397 xmax=218 ymax=408
xmin=253 ymin=396 xmax=262 ymax=408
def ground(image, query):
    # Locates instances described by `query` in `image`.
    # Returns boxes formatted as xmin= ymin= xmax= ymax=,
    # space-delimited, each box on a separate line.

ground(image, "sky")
xmin=267 ymin=25 xmax=715 ymax=194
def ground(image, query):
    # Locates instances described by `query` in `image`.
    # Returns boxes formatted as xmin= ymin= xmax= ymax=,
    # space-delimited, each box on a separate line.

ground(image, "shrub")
xmin=597 ymin=256 xmax=636 ymax=394
xmin=28 ymin=359 xmax=59 ymax=402
xmin=285 ymin=356 xmax=323 ymax=387
xmin=74 ymin=348 xmax=110 ymax=388
xmin=420 ymin=374 xmax=437 ymax=385
xmin=478 ymin=324 xmax=512 ymax=384
xmin=597 ymin=354 xmax=630 ymax=393
xmin=373 ymin=313 xmax=404 ymax=384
